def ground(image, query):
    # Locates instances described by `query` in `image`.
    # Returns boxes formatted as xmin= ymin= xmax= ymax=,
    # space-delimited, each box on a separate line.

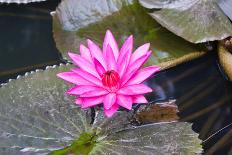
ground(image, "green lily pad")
xmin=52 ymin=0 xmax=206 ymax=70
xmin=0 ymin=65 xmax=202 ymax=154
xmin=90 ymin=110 xmax=202 ymax=155
xmin=0 ymin=64 xmax=92 ymax=154
xmin=0 ymin=0 xmax=46 ymax=3
xmin=139 ymin=0 xmax=232 ymax=43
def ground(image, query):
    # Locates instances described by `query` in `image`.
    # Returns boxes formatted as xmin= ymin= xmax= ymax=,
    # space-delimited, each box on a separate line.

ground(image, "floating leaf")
xmin=0 ymin=64 xmax=92 ymax=154
xmin=139 ymin=0 xmax=232 ymax=43
xmin=0 ymin=65 xmax=202 ymax=154
xmin=0 ymin=0 xmax=46 ymax=3
xmin=52 ymin=0 xmax=206 ymax=70
xmin=91 ymin=112 xmax=202 ymax=155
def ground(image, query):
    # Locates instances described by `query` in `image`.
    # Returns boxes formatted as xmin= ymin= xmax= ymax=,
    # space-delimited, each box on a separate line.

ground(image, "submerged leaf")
xmin=135 ymin=100 xmax=179 ymax=124
xmin=139 ymin=0 xmax=232 ymax=43
xmin=0 ymin=65 xmax=202 ymax=154
xmin=52 ymin=0 xmax=205 ymax=70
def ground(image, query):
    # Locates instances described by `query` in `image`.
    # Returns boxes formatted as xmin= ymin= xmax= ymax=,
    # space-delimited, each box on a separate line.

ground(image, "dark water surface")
xmin=0 ymin=1 xmax=232 ymax=155
xmin=0 ymin=0 xmax=62 ymax=83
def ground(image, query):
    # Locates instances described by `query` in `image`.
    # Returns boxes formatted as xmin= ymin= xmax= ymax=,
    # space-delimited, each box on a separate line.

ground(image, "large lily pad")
xmin=52 ymin=0 xmax=206 ymax=70
xmin=0 ymin=64 xmax=92 ymax=154
xmin=0 ymin=0 xmax=46 ymax=3
xmin=0 ymin=65 xmax=202 ymax=154
xmin=139 ymin=0 xmax=232 ymax=43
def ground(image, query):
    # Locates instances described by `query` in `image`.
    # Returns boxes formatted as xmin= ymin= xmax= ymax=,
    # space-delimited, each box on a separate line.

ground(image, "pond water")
xmin=0 ymin=0 xmax=62 ymax=83
xmin=0 ymin=1 xmax=231 ymax=155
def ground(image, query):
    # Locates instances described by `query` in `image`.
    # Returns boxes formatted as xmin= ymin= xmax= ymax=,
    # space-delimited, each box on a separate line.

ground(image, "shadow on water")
xmin=0 ymin=1 xmax=231 ymax=155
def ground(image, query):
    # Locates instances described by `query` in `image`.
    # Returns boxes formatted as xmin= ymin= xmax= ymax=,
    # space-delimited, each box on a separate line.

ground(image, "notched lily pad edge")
xmin=0 ymin=0 xmax=47 ymax=4
xmin=0 ymin=63 xmax=71 ymax=87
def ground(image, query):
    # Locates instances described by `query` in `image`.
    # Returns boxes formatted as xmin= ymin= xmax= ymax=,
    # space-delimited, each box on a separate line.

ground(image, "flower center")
xmin=102 ymin=70 xmax=120 ymax=88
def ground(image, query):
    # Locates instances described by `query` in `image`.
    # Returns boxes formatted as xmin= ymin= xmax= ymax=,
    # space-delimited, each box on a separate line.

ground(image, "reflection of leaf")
xmin=0 ymin=65 xmax=202 ymax=154
xmin=0 ymin=0 xmax=46 ymax=3
xmin=139 ymin=0 xmax=232 ymax=43
xmin=52 ymin=0 xmax=206 ymax=70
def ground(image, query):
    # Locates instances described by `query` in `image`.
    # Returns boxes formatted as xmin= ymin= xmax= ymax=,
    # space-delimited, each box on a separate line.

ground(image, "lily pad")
xmin=139 ymin=0 xmax=232 ymax=43
xmin=0 ymin=65 xmax=202 ymax=154
xmin=0 ymin=64 xmax=92 ymax=154
xmin=52 ymin=0 xmax=206 ymax=70
xmin=0 ymin=0 xmax=46 ymax=3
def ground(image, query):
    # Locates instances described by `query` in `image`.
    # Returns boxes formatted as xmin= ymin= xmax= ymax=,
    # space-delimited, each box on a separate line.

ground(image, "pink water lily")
xmin=57 ymin=30 xmax=160 ymax=117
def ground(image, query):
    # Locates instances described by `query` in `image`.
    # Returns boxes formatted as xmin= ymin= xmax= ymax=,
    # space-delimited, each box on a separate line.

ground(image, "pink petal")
xmin=118 ymin=84 xmax=152 ymax=95
xmin=80 ymin=44 xmax=92 ymax=63
xmin=121 ymin=70 xmax=137 ymax=86
xmin=103 ymin=30 xmax=119 ymax=60
xmin=87 ymin=39 xmax=107 ymax=70
xmin=93 ymin=58 xmax=106 ymax=77
xmin=117 ymin=47 xmax=132 ymax=78
xmin=68 ymin=52 xmax=100 ymax=78
xmin=117 ymin=35 xmax=133 ymax=65
xmin=116 ymin=94 xmax=132 ymax=110
xmin=128 ymin=51 xmax=152 ymax=73
xmin=80 ymin=89 xmax=108 ymax=97
xmin=57 ymin=72 xmax=93 ymax=85
xmin=66 ymin=85 xmax=101 ymax=95
xmin=103 ymin=93 xmax=116 ymax=109
xmin=121 ymin=51 xmax=152 ymax=85
xmin=133 ymin=95 xmax=148 ymax=103
xmin=72 ymin=68 xmax=102 ymax=86
xmin=81 ymin=96 xmax=104 ymax=108
xmin=104 ymin=103 xmax=119 ymax=117
xmin=105 ymin=45 xmax=117 ymax=71
xmin=130 ymin=43 xmax=150 ymax=64
xmin=126 ymin=66 xmax=160 ymax=85
xmin=75 ymin=98 xmax=82 ymax=105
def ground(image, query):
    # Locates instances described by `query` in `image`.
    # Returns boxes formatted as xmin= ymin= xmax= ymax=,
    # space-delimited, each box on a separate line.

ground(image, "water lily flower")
xmin=57 ymin=30 xmax=160 ymax=117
